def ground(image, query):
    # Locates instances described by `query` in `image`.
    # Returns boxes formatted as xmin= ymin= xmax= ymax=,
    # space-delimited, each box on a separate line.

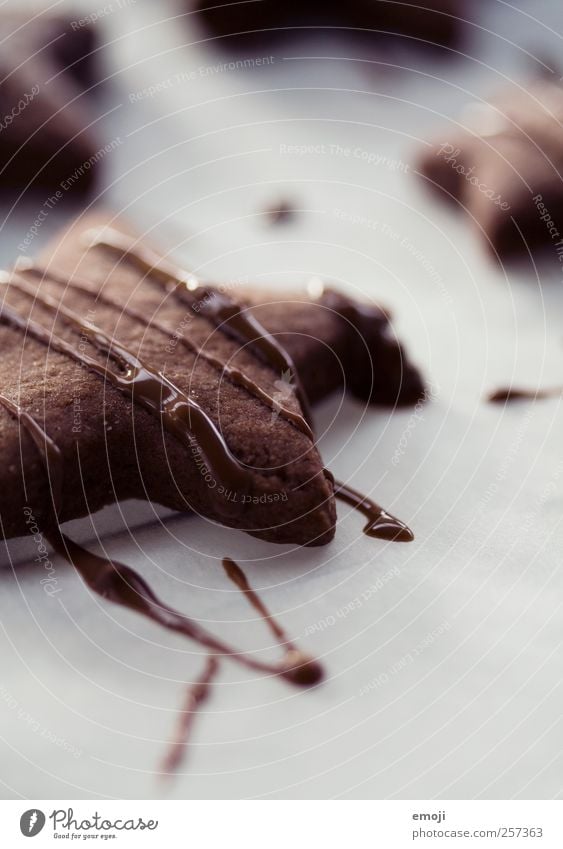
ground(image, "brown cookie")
xmin=191 ymin=0 xmax=466 ymax=50
xmin=417 ymin=76 xmax=563 ymax=259
xmin=0 ymin=212 xmax=422 ymax=547
xmin=0 ymin=13 xmax=99 ymax=194
xmin=0 ymin=220 xmax=337 ymax=546
xmin=245 ymin=288 xmax=423 ymax=408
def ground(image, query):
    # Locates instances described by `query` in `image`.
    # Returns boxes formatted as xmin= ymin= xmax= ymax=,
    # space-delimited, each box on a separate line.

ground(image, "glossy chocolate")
xmin=21 ymin=263 xmax=313 ymax=441
xmin=2 ymin=273 xmax=255 ymax=514
xmin=334 ymin=480 xmax=414 ymax=542
xmin=161 ymin=655 xmax=220 ymax=776
xmin=3 ymin=394 xmax=324 ymax=690
xmin=83 ymin=227 xmax=314 ymax=427
xmin=223 ymin=556 xmax=324 ymax=686
xmin=488 ymin=386 xmax=562 ymax=403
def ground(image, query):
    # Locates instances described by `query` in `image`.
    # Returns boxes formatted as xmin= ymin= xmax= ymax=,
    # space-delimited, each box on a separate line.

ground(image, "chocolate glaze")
xmin=197 ymin=288 xmax=314 ymax=426
xmin=84 ymin=226 xmax=424 ymax=409
xmin=161 ymin=654 xmax=220 ymax=776
xmin=488 ymin=386 xmax=562 ymax=403
xmin=160 ymin=556 xmax=325 ymax=776
xmin=1 ymin=273 xmax=255 ymax=515
xmin=20 ymin=262 xmax=313 ymax=441
xmin=83 ymin=227 xmax=314 ymax=426
xmin=334 ymin=480 xmax=414 ymax=542
xmin=223 ymin=556 xmax=323 ymax=686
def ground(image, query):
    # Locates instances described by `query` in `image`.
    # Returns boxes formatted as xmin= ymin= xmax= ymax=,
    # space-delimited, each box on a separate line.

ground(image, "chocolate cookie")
xmin=0 ymin=212 xmax=421 ymax=547
xmin=0 ymin=13 xmax=99 ymax=194
xmin=0 ymin=224 xmax=336 ymax=546
xmin=245 ymin=288 xmax=423 ymax=407
xmin=417 ymin=75 xmax=563 ymax=259
xmin=46 ymin=214 xmax=423 ymax=410
xmin=191 ymin=0 xmax=465 ymax=50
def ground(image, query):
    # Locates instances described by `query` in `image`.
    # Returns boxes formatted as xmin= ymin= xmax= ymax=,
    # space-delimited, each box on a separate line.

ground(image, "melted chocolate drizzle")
xmin=83 ymin=227 xmax=314 ymax=426
xmin=0 ymin=389 xmax=323 ymax=688
xmin=223 ymin=556 xmax=323 ymax=686
xmin=2 ymin=272 xmax=254 ymax=514
xmin=0 ymin=240 xmax=421 ymax=774
xmin=161 ymin=654 xmax=220 ymax=776
xmin=0 ymin=386 xmax=320 ymax=674
xmin=0 ymin=238 xmax=414 ymax=542
xmin=20 ymin=262 xmax=313 ymax=441
xmin=333 ymin=480 xmax=414 ymax=542
xmin=223 ymin=556 xmax=284 ymax=641
xmin=48 ymin=531 xmax=320 ymax=684
xmin=161 ymin=556 xmax=326 ymax=775
xmin=1 ymin=257 xmax=412 ymax=545
xmin=488 ymin=386 xmax=562 ymax=403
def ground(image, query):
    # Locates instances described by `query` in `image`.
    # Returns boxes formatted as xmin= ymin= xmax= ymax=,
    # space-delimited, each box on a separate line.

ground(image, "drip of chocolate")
xmin=223 ymin=557 xmax=323 ymax=686
xmin=2 ymin=393 xmax=324 ymax=740
xmin=488 ymin=386 xmax=563 ymax=403
xmin=262 ymin=199 xmax=296 ymax=225
xmin=161 ymin=556 xmax=326 ymax=775
xmin=82 ymin=227 xmax=314 ymax=426
xmin=20 ymin=262 xmax=313 ymax=441
xmin=0 ymin=360 xmax=323 ymax=686
xmin=334 ymin=480 xmax=414 ymax=542
xmin=223 ymin=556 xmax=285 ymax=640
xmin=161 ymin=655 xmax=220 ymax=776
xmin=42 ymin=530 xmax=322 ymax=687
xmin=0 ymin=231 xmax=423 ymax=771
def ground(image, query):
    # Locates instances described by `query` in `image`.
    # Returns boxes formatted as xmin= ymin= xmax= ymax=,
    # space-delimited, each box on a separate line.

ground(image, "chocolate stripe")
xmin=20 ymin=262 xmax=313 ymax=440
xmin=1 ymin=273 xmax=253 ymax=511
xmin=83 ymin=227 xmax=313 ymax=427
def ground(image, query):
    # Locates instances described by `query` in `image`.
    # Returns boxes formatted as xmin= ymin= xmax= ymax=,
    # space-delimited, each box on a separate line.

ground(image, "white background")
xmin=4 ymin=800 xmax=563 ymax=847
xmin=0 ymin=0 xmax=562 ymax=800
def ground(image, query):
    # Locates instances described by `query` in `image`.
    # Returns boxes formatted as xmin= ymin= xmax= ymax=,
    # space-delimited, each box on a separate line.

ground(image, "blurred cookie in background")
xmin=0 ymin=14 xmax=101 ymax=196
xmin=190 ymin=0 xmax=469 ymax=52
xmin=417 ymin=73 xmax=563 ymax=261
